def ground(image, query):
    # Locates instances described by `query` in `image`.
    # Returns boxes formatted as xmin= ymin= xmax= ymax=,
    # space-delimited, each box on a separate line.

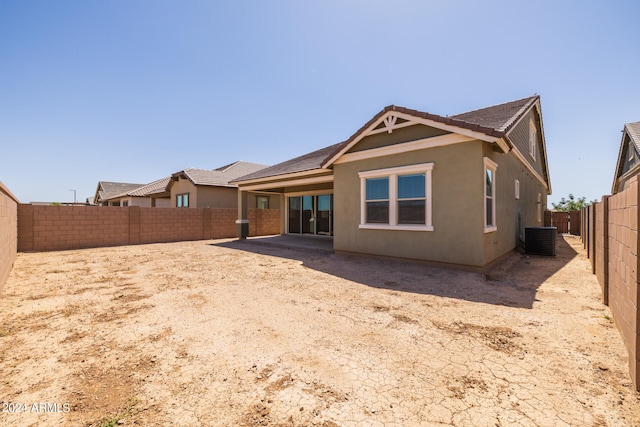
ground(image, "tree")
xmin=551 ymin=194 xmax=591 ymax=212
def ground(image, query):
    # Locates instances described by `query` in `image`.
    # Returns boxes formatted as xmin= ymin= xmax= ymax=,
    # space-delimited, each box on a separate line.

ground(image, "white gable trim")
xmin=334 ymin=133 xmax=475 ymax=165
xmin=367 ymin=114 xmax=419 ymax=135
xmin=239 ymin=174 xmax=333 ymax=192
xmin=323 ymin=110 xmax=505 ymax=168
xmin=235 ymin=168 xmax=329 ymax=186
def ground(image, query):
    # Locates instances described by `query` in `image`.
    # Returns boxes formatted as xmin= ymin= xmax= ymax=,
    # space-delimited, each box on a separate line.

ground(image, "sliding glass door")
xmin=288 ymin=194 xmax=333 ymax=236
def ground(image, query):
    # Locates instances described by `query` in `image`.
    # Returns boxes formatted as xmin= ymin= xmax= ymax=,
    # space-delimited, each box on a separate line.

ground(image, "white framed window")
xmin=484 ymin=157 xmax=497 ymax=233
xmin=359 ymin=163 xmax=434 ymax=231
xmin=529 ymin=119 xmax=537 ymax=160
xmin=515 ymin=179 xmax=520 ymax=199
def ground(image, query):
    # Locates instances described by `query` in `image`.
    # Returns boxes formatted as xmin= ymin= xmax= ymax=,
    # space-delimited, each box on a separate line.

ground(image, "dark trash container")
xmin=525 ymin=227 xmax=557 ymax=256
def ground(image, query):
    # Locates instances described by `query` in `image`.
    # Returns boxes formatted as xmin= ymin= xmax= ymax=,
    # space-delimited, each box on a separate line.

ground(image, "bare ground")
xmin=0 ymin=235 xmax=638 ymax=426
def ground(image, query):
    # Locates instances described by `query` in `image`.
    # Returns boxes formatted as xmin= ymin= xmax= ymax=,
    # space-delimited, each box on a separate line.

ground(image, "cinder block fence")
xmin=0 ymin=182 xmax=19 ymax=292
xmin=17 ymin=204 xmax=280 ymax=252
xmin=581 ymin=175 xmax=640 ymax=391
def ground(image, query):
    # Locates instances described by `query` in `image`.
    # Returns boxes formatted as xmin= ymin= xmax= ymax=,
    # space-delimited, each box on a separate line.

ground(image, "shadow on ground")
xmin=211 ymin=235 xmax=579 ymax=309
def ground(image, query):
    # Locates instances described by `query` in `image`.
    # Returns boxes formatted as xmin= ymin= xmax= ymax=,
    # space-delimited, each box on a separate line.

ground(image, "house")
xmin=93 ymin=181 xmax=145 ymax=206
xmin=612 ymin=121 xmax=640 ymax=194
xmin=233 ymin=95 xmax=551 ymax=269
xmin=168 ymin=161 xmax=275 ymax=209
xmin=101 ymin=177 xmax=172 ymax=207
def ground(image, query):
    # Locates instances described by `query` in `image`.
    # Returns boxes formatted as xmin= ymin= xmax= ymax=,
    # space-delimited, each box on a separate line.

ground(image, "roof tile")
xmin=234 ymin=96 xmax=539 ymax=182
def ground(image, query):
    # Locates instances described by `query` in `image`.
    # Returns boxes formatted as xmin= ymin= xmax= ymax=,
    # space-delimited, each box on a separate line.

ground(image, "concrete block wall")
xmin=138 ymin=207 xmax=205 ymax=244
xmin=595 ymin=200 xmax=607 ymax=302
xmin=607 ymin=179 xmax=639 ymax=389
xmin=17 ymin=205 xmax=281 ymax=252
xmin=18 ymin=205 xmax=129 ymax=251
xmin=582 ymin=175 xmax=640 ymax=391
xmin=249 ymin=209 xmax=281 ymax=237
xmin=0 ymin=182 xmax=19 ymax=292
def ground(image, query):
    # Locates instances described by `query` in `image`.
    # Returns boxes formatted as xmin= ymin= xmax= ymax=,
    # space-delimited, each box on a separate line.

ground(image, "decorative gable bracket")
xmin=368 ymin=113 xmax=417 ymax=135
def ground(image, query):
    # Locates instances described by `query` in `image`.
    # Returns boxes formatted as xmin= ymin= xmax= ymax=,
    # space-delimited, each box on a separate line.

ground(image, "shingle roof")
xmin=97 ymin=182 xmax=145 ymax=202
xmin=234 ymin=96 xmax=540 ymax=183
xmin=232 ymin=143 xmax=343 ymax=182
xmin=626 ymin=122 xmax=640 ymax=151
xmin=450 ymin=96 xmax=538 ymax=134
xmin=174 ymin=161 xmax=270 ymax=187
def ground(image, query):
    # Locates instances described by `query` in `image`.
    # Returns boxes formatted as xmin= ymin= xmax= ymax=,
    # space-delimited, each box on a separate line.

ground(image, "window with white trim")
xmin=365 ymin=177 xmax=389 ymax=223
xmin=484 ymin=157 xmax=497 ymax=233
xmin=359 ymin=163 xmax=433 ymax=231
xmin=529 ymin=119 xmax=537 ymax=160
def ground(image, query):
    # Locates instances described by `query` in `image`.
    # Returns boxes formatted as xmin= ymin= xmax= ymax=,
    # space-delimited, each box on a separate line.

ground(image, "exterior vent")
xmin=525 ymin=227 xmax=557 ymax=256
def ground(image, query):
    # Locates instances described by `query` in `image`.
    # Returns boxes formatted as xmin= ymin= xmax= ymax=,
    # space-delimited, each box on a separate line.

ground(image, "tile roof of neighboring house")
xmin=216 ymin=161 xmax=272 ymax=181
xmin=234 ymin=96 xmax=540 ymax=182
xmin=96 ymin=182 xmax=145 ymax=202
xmin=110 ymin=177 xmax=172 ymax=198
xmin=172 ymin=161 xmax=270 ymax=187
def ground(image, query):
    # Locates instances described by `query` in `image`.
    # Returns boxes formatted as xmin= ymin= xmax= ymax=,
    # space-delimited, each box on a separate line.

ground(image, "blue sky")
xmin=1 ymin=1 xmax=638 ymax=205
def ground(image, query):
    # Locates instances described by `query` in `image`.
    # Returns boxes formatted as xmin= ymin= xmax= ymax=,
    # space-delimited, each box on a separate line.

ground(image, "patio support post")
xmin=236 ymin=190 xmax=249 ymax=239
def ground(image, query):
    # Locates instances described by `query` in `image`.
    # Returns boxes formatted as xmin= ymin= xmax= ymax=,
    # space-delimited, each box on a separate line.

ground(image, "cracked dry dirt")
xmin=1 ymin=235 xmax=639 ymax=426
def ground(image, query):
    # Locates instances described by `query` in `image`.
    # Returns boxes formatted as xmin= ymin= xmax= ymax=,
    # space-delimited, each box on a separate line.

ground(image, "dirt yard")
xmin=0 ymin=235 xmax=638 ymax=426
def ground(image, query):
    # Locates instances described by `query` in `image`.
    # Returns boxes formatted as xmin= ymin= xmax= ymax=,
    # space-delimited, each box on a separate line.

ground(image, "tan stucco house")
xmin=95 ymin=177 xmax=172 ymax=207
xmin=94 ymin=181 xmax=145 ymax=206
xmin=612 ymin=121 xmax=640 ymax=194
xmin=233 ymin=96 xmax=551 ymax=269
xmin=168 ymin=161 xmax=276 ymax=209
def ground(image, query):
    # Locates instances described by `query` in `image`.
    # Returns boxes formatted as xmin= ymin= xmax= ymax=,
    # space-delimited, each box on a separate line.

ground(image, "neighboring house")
xmin=93 ymin=182 xmax=145 ymax=206
xmin=612 ymin=121 xmax=640 ymax=194
xmin=103 ymin=177 xmax=172 ymax=207
xmin=233 ymin=95 xmax=551 ymax=269
xmin=168 ymin=161 xmax=275 ymax=208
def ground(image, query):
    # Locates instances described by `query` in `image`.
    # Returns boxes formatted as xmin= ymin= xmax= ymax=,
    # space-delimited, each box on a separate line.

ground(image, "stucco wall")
xmin=196 ymin=186 xmax=237 ymax=208
xmin=0 ymin=182 xmax=19 ymax=293
xmin=334 ymin=140 xmax=486 ymax=267
xmin=170 ymin=177 xmax=259 ymax=209
xmin=170 ymin=178 xmax=197 ymax=207
xmin=481 ymin=145 xmax=547 ymax=265
xmin=333 ymin=138 xmax=548 ymax=268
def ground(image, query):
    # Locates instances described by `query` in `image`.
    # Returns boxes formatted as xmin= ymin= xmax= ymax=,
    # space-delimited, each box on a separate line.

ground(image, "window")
xmin=256 ymin=196 xmax=270 ymax=209
xmin=365 ymin=177 xmax=389 ymax=223
xmin=111 ymin=201 xmax=120 ymax=207
xmin=359 ymin=163 xmax=433 ymax=231
xmin=176 ymin=193 xmax=189 ymax=208
xmin=514 ymin=179 xmax=520 ymax=200
xmin=529 ymin=119 xmax=537 ymax=160
xmin=397 ymin=173 xmax=426 ymax=224
xmin=484 ymin=157 xmax=497 ymax=233
xmin=122 ymin=201 xmax=129 ymax=207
